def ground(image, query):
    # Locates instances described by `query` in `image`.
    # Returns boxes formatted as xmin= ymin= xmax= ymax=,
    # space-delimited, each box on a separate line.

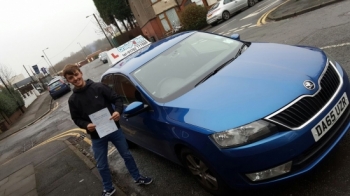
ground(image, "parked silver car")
xmin=206 ymin=0 xmax=258 ymax=26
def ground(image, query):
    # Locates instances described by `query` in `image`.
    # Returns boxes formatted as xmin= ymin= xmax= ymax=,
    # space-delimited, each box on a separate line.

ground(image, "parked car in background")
xmin=99 ymin=52 xmax=108 ymax=64
xmin=48 ymin=77 xmax=71 ymax=100
xmin=100 ymin=32 xmax=350 ymax=195
xmin=206 ymin=0 xmax=258 ymax=26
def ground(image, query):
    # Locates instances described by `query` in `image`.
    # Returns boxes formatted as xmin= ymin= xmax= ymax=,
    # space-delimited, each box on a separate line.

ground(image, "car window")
xmin=101 ymin=74 xmax=143 ymax=105
xmin=224 ymin=0 xmax=231 ymax=4
xmin=209 ymin=2 xmax=220 ymax=10
xmin=132 ymin=32 xmax=242 ymax=102
xmin=49 ymin=80 xmax=62 ymax=89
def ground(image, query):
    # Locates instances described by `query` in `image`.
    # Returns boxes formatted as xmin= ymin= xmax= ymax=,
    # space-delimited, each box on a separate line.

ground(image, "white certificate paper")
xmin=88 ymin=108 xmax=118 ymax=138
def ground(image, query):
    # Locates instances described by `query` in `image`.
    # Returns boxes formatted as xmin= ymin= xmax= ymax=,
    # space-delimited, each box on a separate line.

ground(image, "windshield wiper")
xmin=195 ymin=58 xmax=235 ymax=87
xmin=235 ymin=44 xmax=247 ymax=59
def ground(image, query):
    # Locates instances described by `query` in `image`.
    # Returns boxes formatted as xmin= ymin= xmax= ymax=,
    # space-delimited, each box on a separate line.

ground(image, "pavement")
xmin=0 ymin=92 xmax=126 ymax=196
xmin=267 ymin=0 xmax=344 ymax=21
xmin=0 ymin=1 xmax=345 ymax=195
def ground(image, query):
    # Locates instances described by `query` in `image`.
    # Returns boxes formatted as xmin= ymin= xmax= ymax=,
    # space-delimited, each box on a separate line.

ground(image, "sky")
xmin=0 ymin=0 xmax=106 ymax=78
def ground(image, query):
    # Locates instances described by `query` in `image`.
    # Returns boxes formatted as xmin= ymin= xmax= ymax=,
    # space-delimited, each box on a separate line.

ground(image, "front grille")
xmin=292 ymin=105 xmax=350 ymax=169
xmin=268 ymin=62 xmax=340 ymax=129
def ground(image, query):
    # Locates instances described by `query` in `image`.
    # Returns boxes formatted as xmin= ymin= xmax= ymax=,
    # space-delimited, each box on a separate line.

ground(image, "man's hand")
xmin=87 ymin=123 xmax=96 ymax=132
xmin=110 ymin=111 xmax=120 ymax=121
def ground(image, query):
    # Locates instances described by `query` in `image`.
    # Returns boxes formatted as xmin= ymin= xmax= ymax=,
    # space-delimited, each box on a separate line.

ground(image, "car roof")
xmin=101 ymin=31 xmax=196 ymax=79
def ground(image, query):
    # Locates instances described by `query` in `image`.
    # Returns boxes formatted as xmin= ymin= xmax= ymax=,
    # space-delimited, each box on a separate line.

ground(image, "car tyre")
xmin=180 ymin=148 xmax=230 ymax=195
xmin=248 ymin=0 xmax=255 ymax=7
xmin=222 ymin=11 xmax=230 ymax=21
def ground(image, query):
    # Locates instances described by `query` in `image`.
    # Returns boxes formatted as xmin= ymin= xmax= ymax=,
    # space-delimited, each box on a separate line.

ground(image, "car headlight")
xmin=210 ymin=120 xmax=277 ymax=148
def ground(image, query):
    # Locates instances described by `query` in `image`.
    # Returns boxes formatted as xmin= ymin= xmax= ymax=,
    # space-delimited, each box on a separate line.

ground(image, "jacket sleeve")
xmin=68 ymin=98 xmax=90 ymax=129
xmin=100 ymin=83 xmax=124 ymax=114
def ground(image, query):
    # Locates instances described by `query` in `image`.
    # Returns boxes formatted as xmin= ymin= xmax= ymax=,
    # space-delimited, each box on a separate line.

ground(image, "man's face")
xmin=65 ymin=70 xmax=85 ymax=88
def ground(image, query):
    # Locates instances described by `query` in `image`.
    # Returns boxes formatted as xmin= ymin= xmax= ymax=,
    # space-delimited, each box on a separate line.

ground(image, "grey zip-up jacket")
xmin=68 ymin=79 xmax=123 ymax=139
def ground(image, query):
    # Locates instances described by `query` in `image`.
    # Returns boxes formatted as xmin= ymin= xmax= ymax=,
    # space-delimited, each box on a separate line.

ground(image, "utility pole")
xmin=23 ymin=65 xmax=35 ymax=82
xmin=87 ymin=14 xmax=114 ymax=48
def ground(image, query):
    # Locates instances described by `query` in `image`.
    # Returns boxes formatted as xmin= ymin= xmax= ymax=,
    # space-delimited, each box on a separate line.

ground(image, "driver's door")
xmin=101 ymin=74 xmax=169 ymax=155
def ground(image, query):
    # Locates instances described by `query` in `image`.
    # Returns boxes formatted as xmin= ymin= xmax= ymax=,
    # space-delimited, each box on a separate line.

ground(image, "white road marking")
xmin=233 ymin=28 xmax=244 ymax=33
xmin=241 ymin=23 xmax=252 ymax=28
xmin=258 ymin=0 xmax=274 ymax=7
xmin=229 ymin=28 xmax=238 ymax=31
xmin=240 ymin=0 xmax=279 ymax=20
xmin=248 ymin=24 xmax=257 ymax=28
xmin=320 ymin=42 xmax=350 ymax=49
xmin=212 ymin=19 xmax=236 ymax=33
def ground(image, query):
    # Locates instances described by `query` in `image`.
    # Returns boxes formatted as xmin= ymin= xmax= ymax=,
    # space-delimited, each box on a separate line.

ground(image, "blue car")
xmin=101 ymin=32 xmax=350 ymax=195
xmin=48 ymin=77 xmax=71 ymax=100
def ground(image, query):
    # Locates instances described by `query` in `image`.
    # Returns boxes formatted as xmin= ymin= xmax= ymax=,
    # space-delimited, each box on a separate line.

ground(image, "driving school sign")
xmin=107 ymin=35 xmax=151 ymax=67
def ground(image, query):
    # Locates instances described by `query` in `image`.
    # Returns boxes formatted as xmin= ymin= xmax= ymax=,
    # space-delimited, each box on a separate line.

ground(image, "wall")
xmin=142 ymin=19 xmax=164 ymax=41
xmin=8 ymin=107 xmax=26 ymax=125
xmin=153 ymin=0 xmax=178 ymax=15
xmin=129 ymin=0 xmax=156 ymax=28
xmin=23 ymin=90 xmax=38 ymax=108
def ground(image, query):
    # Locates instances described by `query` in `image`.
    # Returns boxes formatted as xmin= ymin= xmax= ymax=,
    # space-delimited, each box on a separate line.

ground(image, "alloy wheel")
xmin=184 ymin=153 xmax=218 ymax=190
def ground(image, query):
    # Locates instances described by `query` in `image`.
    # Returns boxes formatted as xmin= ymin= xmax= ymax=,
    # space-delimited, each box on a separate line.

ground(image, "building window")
xmin=159 ymin=8 xmax=180 ymax=32
xmin=166 ymin=8 xmax=180 ymax=27
xmin=159 ymin=13 xmax=171 ymax=32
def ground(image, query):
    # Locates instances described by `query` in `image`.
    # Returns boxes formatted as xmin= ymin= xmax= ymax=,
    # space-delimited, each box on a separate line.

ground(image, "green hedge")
xmin=180 ymin=4 xmax=208 ymax=31
xmin=0 ymin=87 xmax=24 ymax=116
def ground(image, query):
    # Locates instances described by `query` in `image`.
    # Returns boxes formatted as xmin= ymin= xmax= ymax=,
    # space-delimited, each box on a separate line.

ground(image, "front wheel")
xmin=180 ymin=148 xmax=230 ymax=195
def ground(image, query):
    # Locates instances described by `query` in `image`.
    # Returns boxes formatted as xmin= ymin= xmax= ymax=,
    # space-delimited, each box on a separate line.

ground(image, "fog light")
xmin=246 ymin=161 xmax=292 ymax=181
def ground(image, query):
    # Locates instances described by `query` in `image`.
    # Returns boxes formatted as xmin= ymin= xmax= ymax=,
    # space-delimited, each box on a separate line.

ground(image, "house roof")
xmin=13 ymin=77 xmax=37 ymax=88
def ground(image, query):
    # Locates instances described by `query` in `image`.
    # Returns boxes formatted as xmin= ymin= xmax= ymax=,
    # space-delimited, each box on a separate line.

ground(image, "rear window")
xmin=209 ymin=2 xmax=220 ymax=11
xmin=49 ymin=80 xmax=62 ymax=89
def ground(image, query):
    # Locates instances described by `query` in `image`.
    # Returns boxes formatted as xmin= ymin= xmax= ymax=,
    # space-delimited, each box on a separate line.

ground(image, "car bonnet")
xmin=163 ymin=43 xmax=328 ymax=132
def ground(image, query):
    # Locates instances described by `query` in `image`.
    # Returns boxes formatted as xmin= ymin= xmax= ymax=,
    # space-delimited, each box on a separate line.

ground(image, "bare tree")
xmin=0 ymin=64 xmax=14 ymax=85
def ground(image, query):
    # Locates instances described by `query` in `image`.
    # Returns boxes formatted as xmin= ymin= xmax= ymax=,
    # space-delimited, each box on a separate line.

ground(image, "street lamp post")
xmin=42 ymin=48 xmax=58 ymax=75
xmin=86 ymin=13 xmax=114 ymax=48
xmin=77 ymin=42 xmax=88 ymax=58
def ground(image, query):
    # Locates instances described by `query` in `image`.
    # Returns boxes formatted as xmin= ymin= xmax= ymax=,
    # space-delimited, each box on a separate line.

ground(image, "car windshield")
xmin=132 ymin=32 xmax=243 ymax=102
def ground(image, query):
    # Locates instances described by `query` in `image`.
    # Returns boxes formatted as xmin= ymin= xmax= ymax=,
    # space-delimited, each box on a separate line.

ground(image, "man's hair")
xmin=63 ymin=64 xmax=81 ymax=78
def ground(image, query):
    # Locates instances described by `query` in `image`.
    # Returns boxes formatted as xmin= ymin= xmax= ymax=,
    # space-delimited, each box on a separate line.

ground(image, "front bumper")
xmin=208 ymin=62 xmax=350 ymax=189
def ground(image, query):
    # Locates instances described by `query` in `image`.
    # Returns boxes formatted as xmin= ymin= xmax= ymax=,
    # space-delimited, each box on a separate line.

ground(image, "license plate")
xmin=311 ymin=93 xmax=348 ymax=142
xmin=54 ymin=87 xmax=61 ymax=91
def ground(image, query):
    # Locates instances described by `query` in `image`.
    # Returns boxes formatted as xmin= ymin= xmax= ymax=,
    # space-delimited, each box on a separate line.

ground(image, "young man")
xmin=63 ymin=64 xmax=152 ymax=196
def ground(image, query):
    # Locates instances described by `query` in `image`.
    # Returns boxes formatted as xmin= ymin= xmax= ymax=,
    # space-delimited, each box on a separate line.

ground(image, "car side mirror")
xmin=230 ymin=34 xmax=240 ymax=40
xmin=123 ymin=101 xmax=149 ymax=118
